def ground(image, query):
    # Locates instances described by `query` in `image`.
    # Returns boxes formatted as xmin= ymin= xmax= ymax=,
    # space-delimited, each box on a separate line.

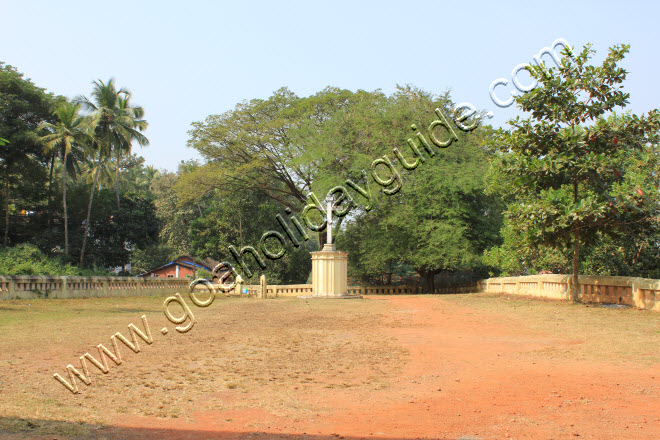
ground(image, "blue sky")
xmin=2 ymin=1 xmax=658 ymax=171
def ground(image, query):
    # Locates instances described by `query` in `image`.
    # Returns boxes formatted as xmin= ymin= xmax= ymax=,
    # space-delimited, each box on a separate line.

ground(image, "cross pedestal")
xmin=309 ymin=247 xmax=350 ymax=297
xmin=299 ymin=195 xmax=361 ymax=299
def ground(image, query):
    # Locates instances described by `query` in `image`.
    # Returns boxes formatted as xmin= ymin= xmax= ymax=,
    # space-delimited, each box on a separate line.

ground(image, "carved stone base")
xmin=297 ymin=247 xmax=360 ymax=299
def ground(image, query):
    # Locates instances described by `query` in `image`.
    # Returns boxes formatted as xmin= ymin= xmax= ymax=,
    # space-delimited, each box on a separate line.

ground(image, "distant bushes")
xmin=0 ymin=244 xmax=111 ymax=276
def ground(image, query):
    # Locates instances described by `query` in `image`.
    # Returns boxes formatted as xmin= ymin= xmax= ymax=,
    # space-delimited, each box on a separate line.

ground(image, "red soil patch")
xmin=96 ymin=295 xmax=659 ymax=440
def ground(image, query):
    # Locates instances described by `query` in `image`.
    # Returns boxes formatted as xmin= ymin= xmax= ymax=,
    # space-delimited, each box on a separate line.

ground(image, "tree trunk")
xmin=422 ymin=270 xmax=435 ymax=294
xmin=570 ymin=178 xmax=580 ymax=302
xmin=47 ymin=154 xmax=55 ymax=232
xmin=80 ymin=165 xmax=100 ymax=267
xmin=3 ymin=175 xmax=9 ymax=247
xmin=318 ymin=230 xmax=327 ymax=249
xmin=115 ymin=151 xmax=121 ymax=211
xmin=62 ymin=153 xmax=69 ymax=256
xmin=571 ymin=227 xmax=580 ymax=302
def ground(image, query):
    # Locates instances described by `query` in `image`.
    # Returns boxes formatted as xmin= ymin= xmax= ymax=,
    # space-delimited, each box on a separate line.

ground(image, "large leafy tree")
xmin=153 ymin=162 xmax=204 ymax=257
xmin=312 ymin=86 xmax=501 ymax=291
xmin=294 ymin=86 xmax=485 ymax=244
xmin=336 ymin=120 xmax=501 ymax=291
xmin=183 ymin=85 xmax=499 ymax=283
xmin=189 ymin=190 xmax=311 ymax=284
xmin=0 ymin=63 xmax=54 ymax=247
xmin=182 ymin=87 xmax=357 ymax=211
xmin=38 ymin=102 xmax=91 ymax=255
xmin=487 ymin=44 xmax=660 ymax=300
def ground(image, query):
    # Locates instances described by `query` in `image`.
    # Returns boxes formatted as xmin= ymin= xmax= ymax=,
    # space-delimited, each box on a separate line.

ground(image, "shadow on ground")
xmin=0 ymin=417 xmax=477 ymax=440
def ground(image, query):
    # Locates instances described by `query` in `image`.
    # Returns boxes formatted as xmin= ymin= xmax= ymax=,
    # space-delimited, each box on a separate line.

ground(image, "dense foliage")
xmin=0 ymin=244 xmax=109 ymax=276
xmin=2 ymin=44 xmax=659 ymax=288
xmin=181 ymin=85 xmax=502 ymax=289
xmin=485 ymin=44 xmax=660 ymax=297
xmin=0 ymin=63 xmax=156 ymax=273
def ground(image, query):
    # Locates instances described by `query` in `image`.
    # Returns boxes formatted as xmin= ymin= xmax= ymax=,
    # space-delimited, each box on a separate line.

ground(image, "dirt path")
xmin=96 ymin=295 xmax=658 ymax=440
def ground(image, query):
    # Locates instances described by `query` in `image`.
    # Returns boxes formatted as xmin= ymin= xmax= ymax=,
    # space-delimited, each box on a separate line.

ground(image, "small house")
xmin=138 ymin=255 xmax=222 ymax=279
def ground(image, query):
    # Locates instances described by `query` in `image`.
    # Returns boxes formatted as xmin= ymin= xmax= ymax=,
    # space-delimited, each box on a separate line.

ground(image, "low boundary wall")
xmin=347 ymin=283 xmax=478 ymax=295
xmin=0 ymin=277 xmax=481 ymax=300
xmin=242 ymin=284 xmax=313 ymax=297
xmin=240 ymin=282 xmax=479 ymax=297
xmin=0 ymin=276 xmax=190 ymax=300
xmin=6 ymin=274 xmax=654 ymax=312
xmin=480 ymin=274 xmax=659 ymax=312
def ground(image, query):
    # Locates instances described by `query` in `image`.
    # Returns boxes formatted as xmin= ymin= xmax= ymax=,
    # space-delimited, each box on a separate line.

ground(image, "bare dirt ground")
xmin=0 ymin=293 xmax=658 ymax=440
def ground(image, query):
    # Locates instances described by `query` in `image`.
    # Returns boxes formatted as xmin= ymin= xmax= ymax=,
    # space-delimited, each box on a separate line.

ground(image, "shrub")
xmin=0 ymin=244 xmax=111 ymax=276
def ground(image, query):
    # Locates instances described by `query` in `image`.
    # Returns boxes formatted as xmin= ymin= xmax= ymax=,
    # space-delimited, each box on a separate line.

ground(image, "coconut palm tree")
xmin=78 ymin=140 xmax=116 ymax=266
xmin=75 ymin=79 xmax=148 ymax=266
xmin=143 ymin=165 xmax=159 ymax=189
xmin=38 ymin=102 xmax=91 ymax=256
xmin=77 ymin=79 xmax=148 ymax=210
xmin=83 ymin=153 xmax=115 ymax=189
xmin=113 ymin=93 xmax=148 ymax=207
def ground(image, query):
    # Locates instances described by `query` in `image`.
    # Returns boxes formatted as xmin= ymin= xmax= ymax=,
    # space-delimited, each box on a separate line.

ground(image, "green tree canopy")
xmin=189 ymin=189 xmax=311 ymax=284
xmin=486 ymin=44 xmax=660 ymax=299
xmin=0 ymin=62 xmax=54 ymax=247
xmin=331 ymin=91 xmax=500 ymax=291
xmin=182 ymin=87 xmax=359 ymax=211
xmin=182 ymin=85 xmax=497 ymax=285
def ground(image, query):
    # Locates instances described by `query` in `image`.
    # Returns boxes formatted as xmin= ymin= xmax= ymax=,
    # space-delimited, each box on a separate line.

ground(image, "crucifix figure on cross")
xmin=324 ymin=195 xmax=335 ymax=245
xmin=324 ymin=194 xmax=341 ymax=247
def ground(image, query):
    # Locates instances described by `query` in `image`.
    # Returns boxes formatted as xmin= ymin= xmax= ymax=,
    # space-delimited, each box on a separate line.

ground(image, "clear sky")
xmin=2 ymin=0 xmax=658 ymax=171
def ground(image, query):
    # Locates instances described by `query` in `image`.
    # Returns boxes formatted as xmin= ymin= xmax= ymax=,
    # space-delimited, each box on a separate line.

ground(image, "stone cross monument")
xmin=323 ymin=195 xmax=337 ymax=251
xmin=300 ymin=195 xmax=360 ymax=298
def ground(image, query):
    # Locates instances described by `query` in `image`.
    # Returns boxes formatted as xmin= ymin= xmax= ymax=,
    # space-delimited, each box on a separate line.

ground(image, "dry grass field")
xmin=0 ymin=292 xmax=657 ymax=440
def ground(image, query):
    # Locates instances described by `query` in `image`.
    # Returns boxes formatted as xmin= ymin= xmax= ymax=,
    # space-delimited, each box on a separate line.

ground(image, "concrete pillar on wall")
xmin=7 ymin=277 xmax=14 ymax=300
xmin=631 ymin=280 xmax=641 ymax=308
xmin=175 ymin=265 xmax=180 ymax=278
xmin=235 ymin=275 xmax=244 ymax=296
